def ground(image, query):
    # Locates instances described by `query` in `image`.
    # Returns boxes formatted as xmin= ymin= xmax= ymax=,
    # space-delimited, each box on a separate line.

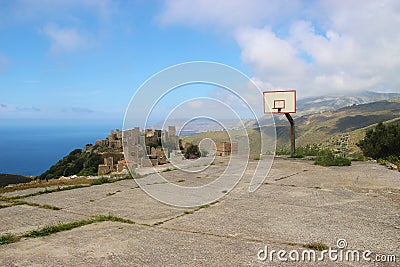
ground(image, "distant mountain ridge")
xmin=296 ymin=91 xmax=400 ymax=116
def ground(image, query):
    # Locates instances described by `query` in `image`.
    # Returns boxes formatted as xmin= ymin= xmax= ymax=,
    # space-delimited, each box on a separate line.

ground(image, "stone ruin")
xmin=95 ymin=129 xmax=123 ymax=151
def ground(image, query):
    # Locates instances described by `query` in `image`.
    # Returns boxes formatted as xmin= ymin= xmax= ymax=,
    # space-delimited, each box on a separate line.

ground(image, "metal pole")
xmin=284 ymin=113 xmax=295 ymax=157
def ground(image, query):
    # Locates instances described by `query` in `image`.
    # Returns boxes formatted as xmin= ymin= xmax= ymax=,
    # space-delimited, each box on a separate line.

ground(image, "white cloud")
xmin=236 ymin=26 xmax=309 ymax=83
xmin=42 ymin=24 xmax=91 ymax=54
xmin=1 ymin=0 xmax=117 ymax=55
xmin=159 ymin=0 xmax=400 ymax=97
xmin=62 ymin=107 xmax=94 ymax=113
xmin=187 ymin=100 xmax=204 ymax=109
xmin=0 ymin=103 xmax=40 ymax=112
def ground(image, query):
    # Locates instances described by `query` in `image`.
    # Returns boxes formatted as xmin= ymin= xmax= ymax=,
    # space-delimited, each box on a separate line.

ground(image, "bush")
xmin=295 ymin=144 xmax=321 ymax=157
xmin=40 ymin=150 xmax=103 ymax=180
xmin=377 ymin=158 xmax=386 ymax=165
xmin=378 ymin=155 xmax=400 ymax=171
xmin=351 ymin=153 xmax=368 ymax=161
xmin=77 ymin=167 xmax=96 ymax=176
xmin=315 ymin=150 xmax=351 ymax=167
xmin=277 ymin=144 xmax=321 ymax=157
xmin=386 ymin=155 xmax=399 ymax=165
xmin=184 ymin=143 xmax=201 ymax=159
xmin=357 ymin=122 xmax=400 ymax=159
xmin=90 ymin=177 xmax=111 ymax=185
xmin=276 ymin=146 xmax=290 ymax=155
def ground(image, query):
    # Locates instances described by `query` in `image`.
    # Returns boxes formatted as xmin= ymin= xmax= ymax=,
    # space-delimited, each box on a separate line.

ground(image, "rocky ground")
xmin=0 ymin=157 xmax=399 ymax=266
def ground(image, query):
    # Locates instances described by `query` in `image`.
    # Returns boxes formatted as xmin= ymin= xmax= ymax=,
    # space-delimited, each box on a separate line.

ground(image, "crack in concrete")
xmin=274 ymin=170 xmax=307 ymax=181
xmin=156 ymin=224 xmax=304 ymax=249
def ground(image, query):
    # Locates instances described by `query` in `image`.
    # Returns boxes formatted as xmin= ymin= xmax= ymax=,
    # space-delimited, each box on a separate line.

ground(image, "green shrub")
xmin=40 ymin=150 xmax=103 ymax=180
xmin=184 ymin=143 xmax=201 ymax=159
xmin=276 ymin=146 xmax=290 ymax=155
xmin=315 ymin=150 xmax=351 ymax=166
xmin=90 ymin=177 xmax=111 ymax=185
xmin=357 ymin=122 xmax=400 ymax=159
xmin=351 ymin=153 xmax=368 ymax=161
xmin=377 ymin=158 xmax=386 ymax=165
xmin=277 ymin=144 xmax=321 ymax=157
xmin=378 ymin=155 xmax=400 ymax=171
xmin=386 ymin=155 xmax=399 ymax=165
xmin=295 ymin=144 xmax=321 ymax=156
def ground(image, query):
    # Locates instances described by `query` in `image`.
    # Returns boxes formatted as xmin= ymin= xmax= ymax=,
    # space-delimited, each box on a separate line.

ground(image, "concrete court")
xmin=0 ymin=157 xmax=399 ymax=266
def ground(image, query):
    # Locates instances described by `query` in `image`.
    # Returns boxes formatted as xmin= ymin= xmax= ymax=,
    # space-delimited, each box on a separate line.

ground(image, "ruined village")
xmin=84 ymin=127 xmax=237 ymax=177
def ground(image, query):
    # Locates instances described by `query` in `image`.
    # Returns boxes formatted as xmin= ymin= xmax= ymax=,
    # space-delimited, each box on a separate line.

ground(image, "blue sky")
xmin=1 ymin=0 xmax=399 ymax=127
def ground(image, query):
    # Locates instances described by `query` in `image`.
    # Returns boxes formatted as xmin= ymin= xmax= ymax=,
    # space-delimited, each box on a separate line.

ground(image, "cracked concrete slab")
xmin=0 ymin=221 xmax=354 ymax=266
xmin=162 ymin=185 xmax=399 ymax=256
xmin=23 ymin=182 xmax=134 ymax=209
xmin=0 ymin=158 xmax=398 ymax=266
xmin=0 ymin=205 xmax=87 ymax=235
xmin=65 ymin=188 xmax=189 ymax=225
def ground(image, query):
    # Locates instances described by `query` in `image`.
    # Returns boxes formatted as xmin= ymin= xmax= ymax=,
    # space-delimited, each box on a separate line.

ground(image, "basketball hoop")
xmin=263 ymin=90 xmax=297 ymax=156
xmin=263 ymin=90 xmax=296 ymax=114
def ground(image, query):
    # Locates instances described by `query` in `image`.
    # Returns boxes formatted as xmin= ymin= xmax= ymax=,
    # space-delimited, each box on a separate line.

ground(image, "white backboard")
xmin=263 ymin=90 xmax=296 ymax=114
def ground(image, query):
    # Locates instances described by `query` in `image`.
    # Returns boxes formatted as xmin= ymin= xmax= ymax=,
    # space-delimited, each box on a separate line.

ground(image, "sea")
xmin=0 ymin=124 xmax=114 ymax=176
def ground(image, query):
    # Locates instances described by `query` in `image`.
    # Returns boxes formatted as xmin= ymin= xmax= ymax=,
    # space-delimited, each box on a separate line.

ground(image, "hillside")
xmin=276 ymin=97 xmax=400 ymax=154
xmin=184 ymin=97 xmax=400 ymax=157
xmin=0 ymin=174 xmax=32 ymax=187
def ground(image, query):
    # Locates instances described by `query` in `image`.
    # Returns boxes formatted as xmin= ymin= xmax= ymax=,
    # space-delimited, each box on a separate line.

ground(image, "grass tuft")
xmin=303 ymin=242 xmax=329 ymax=251
xmin=10 ymin=200 xmax=60 ymax=210
xmin=90 ymin=177 xmax=111 ymax=185
xmin=94 ymin=215 xmax=134 ymax=224
xmin=199 ymin=204 xmax=210 ymax=209
xmin=0 ymin=234 xmax=20 ymax=245
xmin=22 ymin=220 xmax=90 ymax=238
xmin=21 ymin=215 xmax=134 ymax=239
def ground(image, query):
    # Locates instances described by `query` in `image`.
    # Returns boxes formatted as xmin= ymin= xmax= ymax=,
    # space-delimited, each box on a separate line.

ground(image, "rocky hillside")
xmin=276 ymin=98 xmax=400 ymax=155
